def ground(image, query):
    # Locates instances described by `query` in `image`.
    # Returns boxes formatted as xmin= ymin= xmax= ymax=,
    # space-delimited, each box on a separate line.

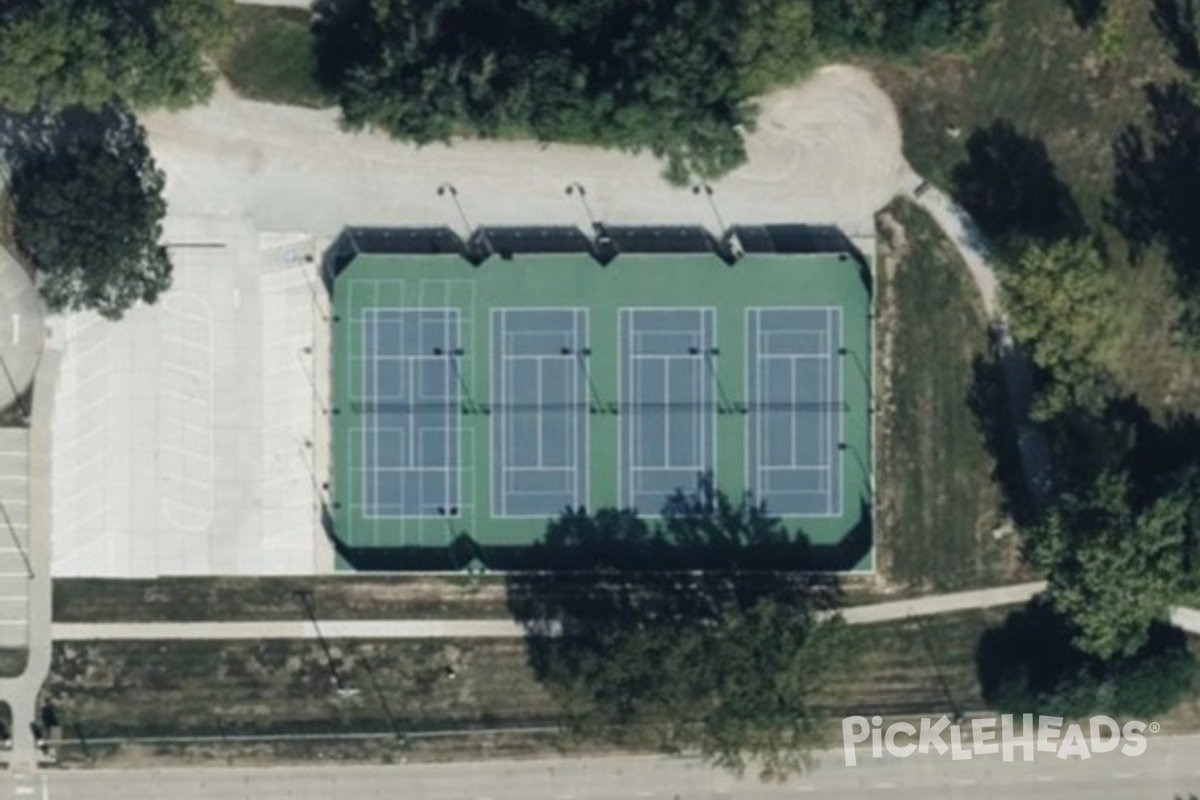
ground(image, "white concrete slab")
xmin=50 ymin=216 xmax=321 ymax=576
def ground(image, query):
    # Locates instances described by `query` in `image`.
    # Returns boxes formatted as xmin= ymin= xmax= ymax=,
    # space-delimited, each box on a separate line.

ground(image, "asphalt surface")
xmin=4 ymin=736 xmax=1199 ymax=800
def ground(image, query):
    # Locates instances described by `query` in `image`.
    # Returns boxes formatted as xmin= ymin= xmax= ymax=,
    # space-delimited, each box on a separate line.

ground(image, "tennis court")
xmin=491 ymin=308 xmax=589 ymax=517
xmin=619 ymin=308 xmax=716 ymax=511
xmin=355 ymin=308 xmax=461 ymax=518
xmin=331 ymin=239 xmax=873 ymax=570
xmin=746 ymin=307 xmax=843 ymax=516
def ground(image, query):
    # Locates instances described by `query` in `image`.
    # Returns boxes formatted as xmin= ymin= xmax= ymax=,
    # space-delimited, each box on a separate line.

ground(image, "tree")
xmin=1001 ymin=239 xmax=1117 ymax=420
xmin=539 ymin=594 xmax=855 ymax=779
xmin=734 ymin=0 xmax=818 ymax=94
xmin=11 ymin=105 xmax=173 ymax=320
xmin=0 ymin=0 xmax=232 ymax=113
xmin=978 ymin=599 xmax=1197 ymax=719
xmin=811 ymin=0 xmax=994 ymax=54
xmin=1026 ymin=470 xmax=1189 ymax=659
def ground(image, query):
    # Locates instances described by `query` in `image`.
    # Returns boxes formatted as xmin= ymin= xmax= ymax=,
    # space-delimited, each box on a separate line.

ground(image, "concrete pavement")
xmin=0 ymin=246 xmax=44 ymax=410
xmin=0 ymin=348 xmax=60 ymax=772
xmin=5 ymin=735 xmax=1200 ymax=800
xmin=143 ymin=66 xmax=906 ymax=240
xmin=834 ymin=581 xmax=1046 ymax=624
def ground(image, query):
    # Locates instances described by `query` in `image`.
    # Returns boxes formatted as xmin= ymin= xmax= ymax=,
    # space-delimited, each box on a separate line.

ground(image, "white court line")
xmin=747 ymin=307 xmax=846 ymax=517
xmin=491 ymin=308 xmax=587 ymax=518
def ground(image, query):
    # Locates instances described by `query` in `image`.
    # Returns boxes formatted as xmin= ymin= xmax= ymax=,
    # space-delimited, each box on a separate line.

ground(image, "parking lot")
xmin=0 ymin=429 xmax=28 ymax=647
xmin=49 ymin=215 xmax=327 ymax=577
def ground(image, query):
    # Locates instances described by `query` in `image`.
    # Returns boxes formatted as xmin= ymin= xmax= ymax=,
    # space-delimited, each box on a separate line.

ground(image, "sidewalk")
xmin=52 ymin=582 xmax=1054 ymax=642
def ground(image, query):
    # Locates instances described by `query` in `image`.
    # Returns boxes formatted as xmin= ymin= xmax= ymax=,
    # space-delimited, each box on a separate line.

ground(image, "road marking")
xmin=11 ymin=314 xmax=18 ymax=346
xmin=874 ymin=782 xmax=896 ymax=789
xmin=954 ymin=780 xmax=977 ymax=786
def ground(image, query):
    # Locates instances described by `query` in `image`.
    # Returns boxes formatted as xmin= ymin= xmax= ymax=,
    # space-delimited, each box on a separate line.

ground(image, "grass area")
xmin=874 ymin=199 xmax=1014 ymax=590
xmin=39 ymin=610 xmax=1008 ymax=765
xmin=831 ymin=610 xmax=1008 ymax=718
xmin=871 ymin=0 xmax=1200 ymax=416
xmin=42 ymin=638 xmax=560 ymax=742
xmin=53 ymin=577 xmax=517 ymax=623
xmin=217 ymin=5 xmax=333 ymax=109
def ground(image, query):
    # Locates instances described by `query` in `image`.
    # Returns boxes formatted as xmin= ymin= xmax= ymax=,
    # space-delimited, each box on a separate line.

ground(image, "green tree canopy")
xmin=319 ymin=0 xmax=824 ymax=183
xmin=811 ymin=0 xmax=994 ymax=54
xmin=538 ymin=592 xmax=854 ymax=779
xmin=12 ymin=105 xmax=173 ymax=319
xmin=1026 ymin=469 xmax=1191 ymax=660
xmin=978 ymin=599 xmax=1197 ymax=719
xmin=1001 ymin=239 xmax=1119 ymax=420
xmin=0 ymin=0 xmax=232 ymax=113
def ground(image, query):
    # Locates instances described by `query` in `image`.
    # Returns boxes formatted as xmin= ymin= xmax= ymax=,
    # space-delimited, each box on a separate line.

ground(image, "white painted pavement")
xmin=0 ymin=429 xmax=29 ymax=648
xmin=49 ymin=216 xmax=326 ymax=577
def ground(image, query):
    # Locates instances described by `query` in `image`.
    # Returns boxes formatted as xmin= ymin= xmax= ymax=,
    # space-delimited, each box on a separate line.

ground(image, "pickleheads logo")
xmin=841 ymin=714 xmax=1155 ymax=766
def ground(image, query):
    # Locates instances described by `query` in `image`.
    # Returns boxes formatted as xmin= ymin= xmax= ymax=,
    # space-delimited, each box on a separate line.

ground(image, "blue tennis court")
xmin=619 ymin=308 xmax=717 ymax=511
xmin=356 ymin=307 xmax=461 ymax=518
xmin=746 ymin=307 xmax=842 ymax=516
xmin=491 ymin=308 xmax=589 ymax=517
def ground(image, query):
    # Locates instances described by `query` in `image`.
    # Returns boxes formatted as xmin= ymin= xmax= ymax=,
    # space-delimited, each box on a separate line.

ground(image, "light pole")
xmin=691 ymin=183 xmax=727 ymax=233
xmin=565 ymin=183 xmax=598 ymax=230
xmin=436 ymin=183 xmax=472 ymax=233
xmin=838 ymin=441 xmax=874 ymax=500
xmin=0 ymin=500 xmax=32 ymax=578
xmin=0 ymin=354 xmax=28 ymax=419
xmin=838 ymin=346 xmax=871 ymax=405
xmin=561 ymin=346 xmax=611 ymax=414
xmin=434 ymin=346 xmax=482 ymax=415
xmin=294 ymin=590 xmax=355 ymax=696
xmin=689 ymin=345 xmax=738 ymax=414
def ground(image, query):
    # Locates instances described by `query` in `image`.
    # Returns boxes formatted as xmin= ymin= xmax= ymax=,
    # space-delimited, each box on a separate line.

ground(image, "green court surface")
xmin=330 ymin=239 xmax=872 ymax=572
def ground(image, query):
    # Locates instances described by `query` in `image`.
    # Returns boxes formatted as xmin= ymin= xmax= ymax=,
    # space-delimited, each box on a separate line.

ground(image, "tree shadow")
xmin=1152 ymin=0 xmax=1200 ymax=72
xmin=311 ymin=0 xmax=373 ymax=95
xmin=977 ymin=598 xmax=1196 ymax=718
xmin=505 ymin=556 xmax=844 ymax=684
xmin=0 ymin=103 xmax=127 ymax=171
xmin=329 ymin=475 xmax=872 ymax=573
xmin=967 ymin=351 xmax=1036 ymax=526
xmin=510 ymin=479 xmax=871 ymax=572
xmin=951 ymin=120 xmax=1085 ymax=249
xmin=1064 ymin=0 xmax=1107 ymax=28
xmin=1108 ymin=82 xmax=1200 ymax=317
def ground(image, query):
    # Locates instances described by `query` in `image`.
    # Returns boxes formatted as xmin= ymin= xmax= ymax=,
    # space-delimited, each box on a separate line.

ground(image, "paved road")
xmin=5 ymin=735 xmax=1200 ymax=800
